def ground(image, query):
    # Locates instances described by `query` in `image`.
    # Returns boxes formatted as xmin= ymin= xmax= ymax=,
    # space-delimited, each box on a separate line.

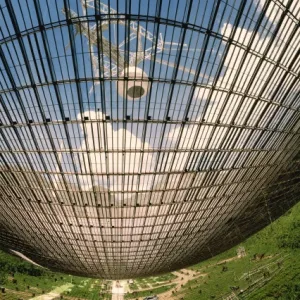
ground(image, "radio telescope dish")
xmin=1 ymin=0 xmax=299 ymax=280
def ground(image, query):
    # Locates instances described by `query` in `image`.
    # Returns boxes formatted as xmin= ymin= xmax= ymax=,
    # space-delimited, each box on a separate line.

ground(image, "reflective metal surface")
xmin=0 ymin=0 xmax=299 ymax=279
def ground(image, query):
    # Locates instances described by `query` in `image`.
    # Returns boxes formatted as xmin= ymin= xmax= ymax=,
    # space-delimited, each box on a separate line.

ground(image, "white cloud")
xmin=77 ymin=111 xmax=155 ymax=192
xmin=166 ymin=6 xmax=300 ymax=174
xmin=256 ymin=0 xmax=300 ymax=24
xmin=255 ymin=1 xmax=300 ymax=64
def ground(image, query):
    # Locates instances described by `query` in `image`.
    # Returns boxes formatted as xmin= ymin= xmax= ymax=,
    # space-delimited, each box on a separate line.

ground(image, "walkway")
xmin=29 ymin=283 xmax=73 ymax=300
xmin=155 ymin=256 xmax=243 ymax=299
xmin=135 ymin=269 xmax=207 ymax=300
xmin=111 ymin=280 xmax=128 ymax=300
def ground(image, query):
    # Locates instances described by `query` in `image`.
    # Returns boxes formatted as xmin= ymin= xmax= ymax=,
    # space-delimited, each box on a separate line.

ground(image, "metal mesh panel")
xmin=0 ymin=0 xmax=299 ymax=279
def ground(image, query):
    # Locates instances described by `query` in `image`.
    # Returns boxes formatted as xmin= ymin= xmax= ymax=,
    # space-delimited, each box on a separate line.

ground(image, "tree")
xmin=0 ymin=272 xmax=6 ymax=286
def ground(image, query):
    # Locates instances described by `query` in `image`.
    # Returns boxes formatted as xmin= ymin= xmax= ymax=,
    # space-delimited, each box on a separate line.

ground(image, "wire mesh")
xmin=0 ymin=0 xmax=299 ymax=279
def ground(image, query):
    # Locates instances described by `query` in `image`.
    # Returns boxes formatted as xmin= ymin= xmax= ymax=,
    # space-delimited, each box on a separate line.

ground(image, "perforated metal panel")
xmin=0 ymin=0 xmax=299 ymax=279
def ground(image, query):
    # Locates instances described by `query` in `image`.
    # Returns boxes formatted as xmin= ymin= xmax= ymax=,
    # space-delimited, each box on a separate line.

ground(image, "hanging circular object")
xmin=117 ymin=67 xmax=149 ymax=100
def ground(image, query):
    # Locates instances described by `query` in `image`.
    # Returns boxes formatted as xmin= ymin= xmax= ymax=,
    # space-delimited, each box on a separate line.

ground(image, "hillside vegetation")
xmin=0 ymin=251 xmax=109 ymax=300
xmin=175 ymin=201 xmax=300 ymax=299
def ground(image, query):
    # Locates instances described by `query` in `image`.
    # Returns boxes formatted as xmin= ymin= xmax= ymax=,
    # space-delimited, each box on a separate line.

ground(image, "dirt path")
xmin=129 ymin=282 xmax=174 ymax=293
xmin=215 ymin=256 xmax=239 ymax=265
xmin=112 ymin=280 xmax=129 ymax=300
xmin=4 ymin=288 xmax=32 ymax=299
xmin=29 ymin=283 xmax=73 ymax=300
xmin=134 ymin=257 xmax=241 ymax=299
xmin=135 ymin=269 xmax=207 ymax=300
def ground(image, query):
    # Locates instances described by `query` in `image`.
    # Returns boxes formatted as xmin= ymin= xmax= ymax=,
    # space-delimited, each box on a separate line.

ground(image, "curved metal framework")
xmin=0 ymin=0 xmax=299 ymax=279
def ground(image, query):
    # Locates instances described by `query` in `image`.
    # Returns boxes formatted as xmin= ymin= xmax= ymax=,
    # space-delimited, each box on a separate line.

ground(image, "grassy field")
xmin=131 ymin=272 xmax=177 ymax=289
xmin=0 ymin=273 xmax=105 ymax=300
xmin=0 ymin=251 xmax=108 ymax=300
xmin=125 ymin=283 xmax=176 ymax=299
xmin=174 ymin=201 xmax=300 ymax=299
xmin=62 ymin=279 xmax=105 ymax=300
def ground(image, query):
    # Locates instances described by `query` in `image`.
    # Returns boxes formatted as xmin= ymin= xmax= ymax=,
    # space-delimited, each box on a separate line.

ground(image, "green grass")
xmin=173 ymin=201 xmax=300 ymax=299
xmin=63 ymin=279 xmax=103 ymax=300
xmin=139 ymin=282 xmax=150 ymax=289
xmin=3 ymin=272 xmax=72 ymax=295
xmin=129 ymin=282 xmax=139 ymax=290
xmin=130 ymin=272 xmax=177 ymax=291
xmin=153 ymin=273 xmax=177 ymax=282
xmin=125 ymin=284 xmax=176 ymax=299
xmin=129 ymin=283 xmax=139 ymax=290
xmin=243 ymin=254 xmax=300 ymax=299
xmin=0 ymin=250 xmax=107 ymax=300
